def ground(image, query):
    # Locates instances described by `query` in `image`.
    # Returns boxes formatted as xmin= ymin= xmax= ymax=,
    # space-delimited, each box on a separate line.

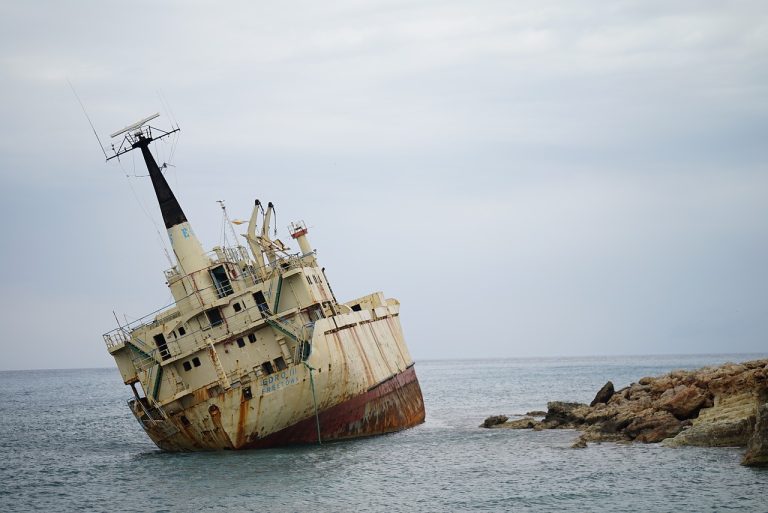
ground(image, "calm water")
xmin=1 ymin=354 xmax=767 ymax=512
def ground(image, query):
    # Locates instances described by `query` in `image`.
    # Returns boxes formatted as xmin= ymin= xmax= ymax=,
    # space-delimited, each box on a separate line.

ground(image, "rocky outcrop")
xmin=742 ymin=387 xmax=768 ymax=467
xmin=483 ymin=358 xmax=768 ymax=465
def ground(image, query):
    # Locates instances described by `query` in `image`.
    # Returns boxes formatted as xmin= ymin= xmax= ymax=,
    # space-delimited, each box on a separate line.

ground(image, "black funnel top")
xmin=134 ymin=136 xmax=188 ymax=229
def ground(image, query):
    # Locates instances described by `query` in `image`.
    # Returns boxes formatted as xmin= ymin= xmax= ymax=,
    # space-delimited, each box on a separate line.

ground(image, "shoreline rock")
xmin=481 ymin=358 xmax=768 ymax=466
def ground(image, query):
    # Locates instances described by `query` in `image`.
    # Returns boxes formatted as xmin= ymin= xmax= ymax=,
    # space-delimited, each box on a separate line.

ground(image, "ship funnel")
xmin=289 ymin=220 xmax=313 ymax=256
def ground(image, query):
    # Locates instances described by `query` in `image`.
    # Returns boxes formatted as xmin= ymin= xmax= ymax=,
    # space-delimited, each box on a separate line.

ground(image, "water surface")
xmin=1 ymin=354 xmax=766 ymax=512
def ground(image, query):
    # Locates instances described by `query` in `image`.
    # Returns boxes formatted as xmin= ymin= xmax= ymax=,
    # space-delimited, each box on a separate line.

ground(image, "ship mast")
xmin=107 ymin=114 xmax=209 ymax=274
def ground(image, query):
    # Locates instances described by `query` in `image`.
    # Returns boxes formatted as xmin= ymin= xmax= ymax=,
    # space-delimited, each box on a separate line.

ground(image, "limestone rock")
xmin=496 ymin=358 xmax=768 ymax=464
xmin=657 ymin=385 xmax=712 ymax=420
xmin=624 ymin=410 xmax=685 ymax=443
xmin=664 ymin=418 xmax=754 ymax=447
xmin=480 ymin=415 xmax=508 ymax=428
xmin=571 ymin=436 xmax=587 ymax=449
xmin=499 ymin=417 xmax=538 ymax=429
xmin=541 ymin=401 xmax=589 ymax=428
xmin=590 ymin=381 xmax=615 ymax=406
xmin=742 ymin=388 xmax=768 ymax=467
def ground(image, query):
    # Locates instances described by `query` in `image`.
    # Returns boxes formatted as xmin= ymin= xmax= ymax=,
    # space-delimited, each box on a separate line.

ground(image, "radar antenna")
xmin=106 ymin=113 xmax=180 ymax=162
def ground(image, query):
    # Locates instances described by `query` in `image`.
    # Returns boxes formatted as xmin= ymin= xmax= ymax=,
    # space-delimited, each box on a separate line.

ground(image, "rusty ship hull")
xmin=124 ymin=303 xmax=425 ymax=451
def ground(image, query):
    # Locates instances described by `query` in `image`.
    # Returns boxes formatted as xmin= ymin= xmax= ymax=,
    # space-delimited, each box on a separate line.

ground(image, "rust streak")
xmin=235 ymin=396 xmax=249 ymax=448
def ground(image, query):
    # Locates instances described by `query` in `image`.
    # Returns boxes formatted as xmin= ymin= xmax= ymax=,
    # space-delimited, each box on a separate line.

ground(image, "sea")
xmin=1 ymin=354 xmax=767 ymax=512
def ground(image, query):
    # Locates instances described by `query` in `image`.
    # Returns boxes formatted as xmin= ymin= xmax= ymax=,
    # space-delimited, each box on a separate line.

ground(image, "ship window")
xmin=237 ymin=338 xmax=245 ymax=348
xmin=274 ymin=356 xmax=287 ymax=371
xmin=192 ymin=357 xmax=201 ymax=367
xmin=313 ymin=275 xmax=320 ymax=284
xmin=153 ymin=333 xmax=171 ymax=361
xmin=178 ymin=326 xmax=186 ymax=336
xmin=210 ymin=265 xmax=234 ymax=298
xmin=248 ymin=333 xmax=256 ymax=343
xmin=351 ymin=304 xmax=362 ymax=312
xmin=261 ymin=361 xmax=274 ymax=375
xmin=306 ymin=276 xmax=312 ymax=285
xmin=183 ymin=361 xmax=192 ymax=371
xmin=243 ymin=386 xmax=252 ymax=401
xmin=205 ymin=308 xmax=223 ymax=327
xmin=180 ymin=415 xmax=191 ymax=427
xmin=253 ymin=291 xmax=269 ymax=316
xmin=233 ymin=302 xmax=242 ymax=312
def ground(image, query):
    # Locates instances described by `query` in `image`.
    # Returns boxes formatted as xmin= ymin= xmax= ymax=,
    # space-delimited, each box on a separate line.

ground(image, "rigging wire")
xmin=115 ymin=157 xmax=174 ymax=268
xmin=67 ymin=78 xmax=108 ymax=160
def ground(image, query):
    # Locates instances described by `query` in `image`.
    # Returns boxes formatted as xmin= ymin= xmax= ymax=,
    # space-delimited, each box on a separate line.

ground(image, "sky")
xmin=0 ymin=0 xmax=767 ymax=370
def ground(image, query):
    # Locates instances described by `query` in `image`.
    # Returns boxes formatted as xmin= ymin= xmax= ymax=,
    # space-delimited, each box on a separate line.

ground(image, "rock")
xmin=657 ymin=385 xmax=712 ymax=420
xmin=590 ymin=381 xmax=615 ymax=406
xmin=665 ymin=391 xmax=757 ymax=447
xmin=571 ymin=436 xmax=587 ymax=449
xmin=525 ymin=410 xmax=547 ymax=417
xmin=624 ymin=410 xmax=685 ymax=443
xmin=499 ymin=417 xmax=538 ymax=429
xmin=480 ymin=415 xmax=508 ymax=428
xmin=542 ymin=402 xmax=589 ymax=428
xmin=665 ymin=418 xmax=754 ymax=447
xmin=486 ymin=358 xmax=768 ymax=465
xmin=742 ymin=388 xmax=768 ymax=467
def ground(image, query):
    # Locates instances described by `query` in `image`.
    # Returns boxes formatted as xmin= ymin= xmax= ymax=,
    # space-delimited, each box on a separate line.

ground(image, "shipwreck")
xmin=102 ymin=114 xmax=425 ymax=450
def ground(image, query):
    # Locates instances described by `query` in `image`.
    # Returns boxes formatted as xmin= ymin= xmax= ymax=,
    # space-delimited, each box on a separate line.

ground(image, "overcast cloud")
xmin=0 ymin=0 xmax=766 ymax=370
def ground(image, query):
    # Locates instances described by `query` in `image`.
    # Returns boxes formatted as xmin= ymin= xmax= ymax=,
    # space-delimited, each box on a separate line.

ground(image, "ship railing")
xmin=103 ymin=250 xmax=313 ymax=353
xmin=163 ymin=245 xmax=251 ymax=281
xmin=102 ymin=300 xmax=181 ymax=342
xmin=103 ymin=329 xmax=131 ymax=349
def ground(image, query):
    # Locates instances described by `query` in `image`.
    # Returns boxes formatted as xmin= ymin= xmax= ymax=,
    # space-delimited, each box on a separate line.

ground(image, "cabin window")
xmin=233 ymin=302 xmax=242 ymax=312
xmin=248 ymin=333 xmax=256 ymax=343
xmin=306 ymin=276 xmax=312 ymax=285
xmin=183 ymin=361 xmax=192 ymax=371
xmin=261 ymin=361 xmax=274 ymax=375
xmin=192 ymin=357 xmax=201 ymax=367
xmin=253 ymin=291 xmax=269 ymax=315
xmin=210 ymin=265 xmax=233 ymax=298
xmin=180 ymin=415 xmax=191 ymax=427
xmin=178 ymin=326 xmax=186 ymax=336
xmin=205 ymin=308 xmax=223 ymax=327
xmin=243 ymin=386 xmax=252 ymax=401
xmin=237 ymin=338 xmax=245 ymax=348
xmin=274 ymin=356 xmax=287 ymax=371
xmin=351 ymin=304 xmax=362 ymax=312
xmin=313 ymin=275 xmax=320 ymax=284
xmin=153 ymin=333 xmax=171 ymax=360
